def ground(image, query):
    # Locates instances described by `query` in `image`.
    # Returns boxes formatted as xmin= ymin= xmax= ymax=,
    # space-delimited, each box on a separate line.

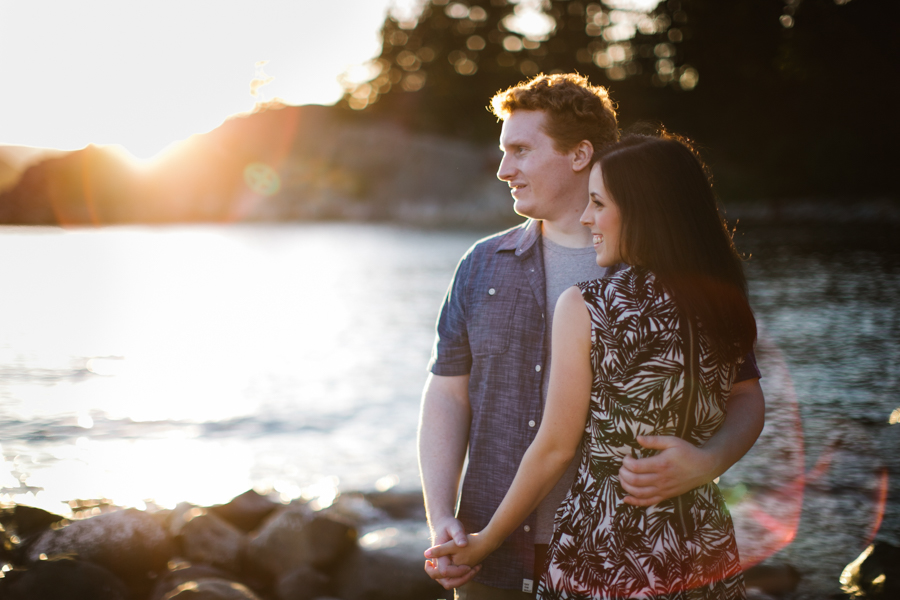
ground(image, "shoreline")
xmin=1 ymin=487 xmax=896 ymax=600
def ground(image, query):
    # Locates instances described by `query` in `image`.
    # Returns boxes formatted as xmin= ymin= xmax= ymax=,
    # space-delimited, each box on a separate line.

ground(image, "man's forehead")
xmin=499 ymin=110 xmax=550 ymax=146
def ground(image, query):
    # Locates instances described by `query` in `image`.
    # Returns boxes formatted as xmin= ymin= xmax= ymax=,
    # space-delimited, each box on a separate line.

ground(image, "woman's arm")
xmin=425 ymin=286 xmax=594 ymax=567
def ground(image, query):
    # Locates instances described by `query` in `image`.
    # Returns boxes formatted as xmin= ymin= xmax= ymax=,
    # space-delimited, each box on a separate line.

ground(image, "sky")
xmin=0 ymin=0 xmax=420 ymax=158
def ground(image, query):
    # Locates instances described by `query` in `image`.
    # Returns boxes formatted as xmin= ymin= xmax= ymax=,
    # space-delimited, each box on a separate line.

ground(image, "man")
xmin=419 ymin=73 xmax=764 ymax=599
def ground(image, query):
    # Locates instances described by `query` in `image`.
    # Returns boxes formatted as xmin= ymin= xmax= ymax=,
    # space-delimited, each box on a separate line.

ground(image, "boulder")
xmin=322 ymin=493 xmax=390 ymax=527
xmin=0 ymin=504 xmax=66 ymax=562
xmin=161 ymin=577 xmax=261 ymax=600
xmin=364 ymin=490 xmax=426 ymax=521
xmin=274 ymin=564 xmax=330 ymax=600
xmin=150 ymin=562 xmax=239 ymax=600
xmin=840 ymin=542 xmax=900 ymax=599
xmin=332 ymin=520 xmax=449 ymax=600
xmin=0 ymin=504 xmax=65 ymax=538
xmin=0 ymin=556 xmax=129 ymax=600
xmin=209 ymin=490 xmax=279 ymax=533
xmin=247 ymin=505 xmax=356 ymax=576
xmin=176 ymin=510 xmax=247 ymax=573
xmin=26 ymin=507 xmax=176 ymax=595
xmin=743 ymin=563 xmax=801 ymax=597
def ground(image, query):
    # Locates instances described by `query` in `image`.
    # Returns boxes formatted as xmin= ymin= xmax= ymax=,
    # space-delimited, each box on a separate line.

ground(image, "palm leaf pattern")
xmin=537 ymin=267 xmax=745 ymax=600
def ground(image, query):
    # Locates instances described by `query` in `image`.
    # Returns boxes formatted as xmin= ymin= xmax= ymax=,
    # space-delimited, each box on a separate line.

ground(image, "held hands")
xmin=423 ymin=517 xmax=481 ymax=590
xmin=425 ymin=531 xmax=498 ymax=571
xmin=619 ymin=435 xmax=718 ymax=506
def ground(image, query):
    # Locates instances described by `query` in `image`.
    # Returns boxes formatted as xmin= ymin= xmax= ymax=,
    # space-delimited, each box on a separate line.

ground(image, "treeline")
xmin=340 ymin=0 xmax=899 ymax=201
xmin=1 ymin=0 xmax=896 ymax=226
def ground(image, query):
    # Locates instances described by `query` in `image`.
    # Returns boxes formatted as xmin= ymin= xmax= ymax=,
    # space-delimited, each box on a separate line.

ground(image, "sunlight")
xmin=503 ymin=1 xmax=557 ymax=41
xmin=0 ymin=0 xmax=399 ymax=157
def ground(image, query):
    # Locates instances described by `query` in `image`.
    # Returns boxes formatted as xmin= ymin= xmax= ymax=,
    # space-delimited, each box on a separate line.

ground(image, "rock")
xmin=322 ymin=493 xmax=390 ymax=527
xmin=209 ymin=490 xmax=279 ymax=533
xmin=743 ymin=563 xmax=801 ymax=596
xmin=274 ymin=564 xmax=329 ymax=600
xmin=150 ymin=562 xmax=239 ymax=600
xmin=744 ymin=589 xmax=777 ymax=600
xmin=0 ymin=556 xmax=129 ymax=600
xmin=247 ymin=505 xmax=356 ymax=577
xmin=0 ymin=504 xmax=66 ymax=562
xmin=26 ymin=507 xmax=176 ymax=595
xmin=161 ymin=577 xmax=261 ymax=600
xmin=840 ymin=542 xmax=900 ymax=599
xmin=364 ymin=490 xmax=426 ymax=521
xmin=333 ymin=520 xmax=449 ymax=600
xmin=176 ymin=509 xmax=247 ymax=573
xmin=0 ymin=504 xmax=65 ymax=538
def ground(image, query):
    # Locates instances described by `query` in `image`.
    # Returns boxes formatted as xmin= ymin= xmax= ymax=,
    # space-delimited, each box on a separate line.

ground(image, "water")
xmin=0 ymin=221 xmax=898 ymax=597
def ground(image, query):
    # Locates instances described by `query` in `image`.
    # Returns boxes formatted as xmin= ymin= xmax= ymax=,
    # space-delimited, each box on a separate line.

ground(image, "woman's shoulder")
xmin=576 ymin=266 xmax=674 ymax=312
xmin=576 ymin=265 xmax=657 ymax=294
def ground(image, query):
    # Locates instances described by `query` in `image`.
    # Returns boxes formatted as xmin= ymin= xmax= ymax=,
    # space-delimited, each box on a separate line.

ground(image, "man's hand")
xmin=619 ymin=435 xmax=718 ymax=506
xmin=621 ymin=379 xmax=766 ymax=506
xmin=424 ymin=516 xmax=481 ymax=589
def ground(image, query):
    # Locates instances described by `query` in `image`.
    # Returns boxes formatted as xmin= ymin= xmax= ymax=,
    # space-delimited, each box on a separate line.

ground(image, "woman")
xmin=425 ymin=133 xmax=757 ymax=599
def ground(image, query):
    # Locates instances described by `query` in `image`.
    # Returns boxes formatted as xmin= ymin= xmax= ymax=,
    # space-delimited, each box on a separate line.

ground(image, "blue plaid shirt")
xmin=428 ymin=219 xmax=759 ymax=591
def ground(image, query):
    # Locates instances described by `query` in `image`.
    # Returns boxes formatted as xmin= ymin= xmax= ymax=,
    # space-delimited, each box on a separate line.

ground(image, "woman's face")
xmin=581 ymin=162 xmax=623 ymax=268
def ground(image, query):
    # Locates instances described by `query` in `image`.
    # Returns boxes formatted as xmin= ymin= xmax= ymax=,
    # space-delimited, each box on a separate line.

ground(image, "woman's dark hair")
xmin=598 ymin=133 xmax=757 ymax=360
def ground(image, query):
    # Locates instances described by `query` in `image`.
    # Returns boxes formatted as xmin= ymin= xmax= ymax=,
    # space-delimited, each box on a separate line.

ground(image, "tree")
xmin=340 ymin=0 xmax=899 ymax=199
xmin=340 ymin=0 xmax=688 ymax=139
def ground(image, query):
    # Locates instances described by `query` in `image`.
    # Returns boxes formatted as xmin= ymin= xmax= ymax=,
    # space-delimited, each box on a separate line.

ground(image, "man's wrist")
xmin=427 ymin=511 xmax=459 ymax=539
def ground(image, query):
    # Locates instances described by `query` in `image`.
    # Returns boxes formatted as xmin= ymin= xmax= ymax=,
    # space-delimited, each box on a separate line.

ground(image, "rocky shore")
xmin=1 ymin=486 xmax=896 ymax=600
xmin=0 ymin=489 xmax=451 ymax=600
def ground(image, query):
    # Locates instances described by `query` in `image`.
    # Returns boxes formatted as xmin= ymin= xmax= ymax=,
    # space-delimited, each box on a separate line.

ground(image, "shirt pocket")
xmin=469 ymin=285 xmax=519 ymax=356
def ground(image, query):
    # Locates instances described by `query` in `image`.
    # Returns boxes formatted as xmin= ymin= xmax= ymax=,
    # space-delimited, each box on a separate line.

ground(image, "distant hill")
xmin=0 ymin=104 xmax=516 ymax=227
xmin=0 ymin=156 xmax=17 ymax=194
xmin=0 ymin=145 xmax=66 ymax=194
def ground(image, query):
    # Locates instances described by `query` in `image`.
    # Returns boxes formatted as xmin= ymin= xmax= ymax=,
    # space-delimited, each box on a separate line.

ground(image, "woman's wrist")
xmin=477 ymin=525 xmax=503 ymax=555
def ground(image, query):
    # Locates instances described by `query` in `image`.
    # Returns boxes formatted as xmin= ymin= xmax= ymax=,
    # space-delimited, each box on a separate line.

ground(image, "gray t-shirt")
xmin=536 ymin=237 xmax=609 ymax=543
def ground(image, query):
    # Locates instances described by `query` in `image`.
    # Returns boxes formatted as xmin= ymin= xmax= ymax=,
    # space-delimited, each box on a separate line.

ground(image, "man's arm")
xmin=619 ymin=378 xmax=765 ymax=506
xmin=425 ymin=286 xmax=592 ymax=568
xmin=418 ymin=372 xmax=480 ymax=589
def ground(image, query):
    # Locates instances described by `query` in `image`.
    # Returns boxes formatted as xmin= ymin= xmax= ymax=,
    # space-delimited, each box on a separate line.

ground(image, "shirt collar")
xmin=497 ymin=218 xmax=541 ymax=256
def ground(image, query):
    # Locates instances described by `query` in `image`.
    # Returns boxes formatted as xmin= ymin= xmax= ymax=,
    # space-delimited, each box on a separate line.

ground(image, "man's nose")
xmin=497 ymin=154 xmax=514 ymax=181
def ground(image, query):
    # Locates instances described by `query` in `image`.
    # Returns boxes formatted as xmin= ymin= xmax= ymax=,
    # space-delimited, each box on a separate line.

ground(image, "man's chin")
xmin=512 ymin=199 xmax=539 ymax=220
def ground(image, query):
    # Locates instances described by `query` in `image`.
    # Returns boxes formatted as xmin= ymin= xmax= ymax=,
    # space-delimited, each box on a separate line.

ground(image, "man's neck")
xmin=541 ymin=216 xmax=592 ymax=249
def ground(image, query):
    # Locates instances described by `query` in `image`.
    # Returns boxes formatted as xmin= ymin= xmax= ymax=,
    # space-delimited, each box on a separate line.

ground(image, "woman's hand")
xmin=424 ymin=531 xmax=498 ymax=568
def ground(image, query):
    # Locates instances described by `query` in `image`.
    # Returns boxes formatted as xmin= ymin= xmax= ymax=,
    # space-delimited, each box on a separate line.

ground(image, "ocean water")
xmin=0 ymin=221 xmax=897 ymax=596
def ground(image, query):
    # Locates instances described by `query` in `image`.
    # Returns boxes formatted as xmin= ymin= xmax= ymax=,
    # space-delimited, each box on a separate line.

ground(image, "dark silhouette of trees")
xmin=339 ymin=0 xmax=686 ymax=138
xmin=341 ymin=0 xmax=900 ymax=200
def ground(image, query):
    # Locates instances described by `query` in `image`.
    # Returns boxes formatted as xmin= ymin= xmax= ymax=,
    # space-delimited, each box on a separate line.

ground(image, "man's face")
xmin=497 ymin=110 xmax=582 ymax=222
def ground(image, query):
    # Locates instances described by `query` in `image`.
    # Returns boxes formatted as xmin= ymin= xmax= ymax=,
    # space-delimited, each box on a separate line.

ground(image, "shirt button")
xmin=528 ymin=420 xmax=536 ymax=428
xmin=524 ymin=525 xmax=531 ymax=532
xmin=535 ymin=365 xmax=541 ymax=372
xmin=488 ymin=288 xmax=496 ymax=295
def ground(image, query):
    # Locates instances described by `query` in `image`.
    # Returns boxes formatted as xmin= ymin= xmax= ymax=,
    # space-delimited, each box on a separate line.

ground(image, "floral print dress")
xmin=538 ymin=266 xmax=746 ymax=600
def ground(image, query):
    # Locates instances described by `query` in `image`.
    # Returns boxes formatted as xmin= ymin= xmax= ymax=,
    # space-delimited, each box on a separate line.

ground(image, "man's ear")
xmin=572 ymin=140 xmax=594 ymax=172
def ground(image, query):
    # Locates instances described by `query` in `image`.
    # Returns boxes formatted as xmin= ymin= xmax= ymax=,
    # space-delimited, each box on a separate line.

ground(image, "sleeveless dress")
xmin=537 ymin=266 xmax=746 ymax=600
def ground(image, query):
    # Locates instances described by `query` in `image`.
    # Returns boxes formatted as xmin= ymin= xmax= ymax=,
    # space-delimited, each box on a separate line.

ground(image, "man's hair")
xmin=599 ymin=133 xmax=757 ymax=361
xmin=490 ymin=73 xmax=619 ymax=157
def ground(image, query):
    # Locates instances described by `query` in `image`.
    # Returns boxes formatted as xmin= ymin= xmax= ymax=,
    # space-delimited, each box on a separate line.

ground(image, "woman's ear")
xmin=572 ymin=140 xmax=594 ymax=172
